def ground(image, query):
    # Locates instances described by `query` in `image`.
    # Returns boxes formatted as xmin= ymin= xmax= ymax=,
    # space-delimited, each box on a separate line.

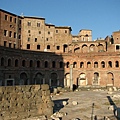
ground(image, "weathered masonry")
xmin=0 ymin=84 xmax=53 ymax=119
xmin=0 ymin=8 xmax=120 ymax=88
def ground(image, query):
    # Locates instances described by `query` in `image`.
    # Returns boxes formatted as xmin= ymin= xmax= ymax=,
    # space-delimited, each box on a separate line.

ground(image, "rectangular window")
xmin=9 ymin=31 xmax=12 ymax=37
xmin=14 ymin=18 xmax=16 ymax=23
xmin=28 ymin=21 xmax=31 ymax=26
xmin=27 ymin=44 xmax=30 ymax=49
xmin=37 ymin=22 xmax=40 ymax=27
xmin=10 ymin=16 xmax=12 ymax=22
xmin=9 ymin=43 xmax=12 ymax=48
xmin=4 ymin=41 xmax=7 ymax=47
xmin=19 ymin=20 xmax=21 ymax=24
xmin=48 ymin=31 xmax=50 ymax=34
xmin=4 ymin=30 xmax=7 ymax=36
xmin=28 ymin=37 xmax=30 ymax=42
xmin=28 ymin=30 xmax=30 ymax=33
xmin=35 ymin=38 xmax=37 ymax=42
xmin=56 ymin=30 xmax=58 ymax=33
xmin=14 ymin=32 xmax=16 ymax=38
xmin=37 ymin=45 xmax=40 ymax=49
xmin=39 ymin=31 xmax=41 ymax=34
xmin=116 ymin=45 xmax=119 ymax=50
xmin=65 ymin=30 xmax=67 ymax=33
xmin=56 ymin=46 xmax=60 ymax=50
xmin=5 ymin=15 xmax=8 ymax=20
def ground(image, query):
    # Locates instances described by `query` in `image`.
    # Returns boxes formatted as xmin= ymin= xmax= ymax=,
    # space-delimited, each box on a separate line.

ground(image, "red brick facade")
xmin=0 ymin=9 xmax=120 ymax=88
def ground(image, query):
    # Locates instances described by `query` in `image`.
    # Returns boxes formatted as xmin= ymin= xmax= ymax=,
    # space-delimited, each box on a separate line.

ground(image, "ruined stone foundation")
xmin=0 ymin=84 xmax=54 ymax=120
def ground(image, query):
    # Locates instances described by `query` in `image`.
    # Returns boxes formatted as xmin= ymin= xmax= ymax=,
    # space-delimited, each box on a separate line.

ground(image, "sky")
xmin=1 ymin=0 xmax=120 ymax=40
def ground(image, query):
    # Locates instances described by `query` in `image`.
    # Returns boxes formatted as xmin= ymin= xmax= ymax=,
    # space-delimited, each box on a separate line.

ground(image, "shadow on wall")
xmin=0 ymin=46 xmax=65 ymax=88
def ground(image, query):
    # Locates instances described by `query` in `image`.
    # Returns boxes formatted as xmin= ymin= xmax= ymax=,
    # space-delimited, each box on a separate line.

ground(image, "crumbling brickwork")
xmin=0 ymin=84 xmax=54 ymax=120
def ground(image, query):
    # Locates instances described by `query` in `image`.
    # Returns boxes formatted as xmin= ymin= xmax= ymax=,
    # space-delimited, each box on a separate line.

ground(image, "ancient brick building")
xmin=0 ymin=8 xmax=120 ymax=88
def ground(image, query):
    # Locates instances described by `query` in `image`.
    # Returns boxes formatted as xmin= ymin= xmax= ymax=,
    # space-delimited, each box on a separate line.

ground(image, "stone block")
xmin=41 ymin=84 xmax=49 ymax=91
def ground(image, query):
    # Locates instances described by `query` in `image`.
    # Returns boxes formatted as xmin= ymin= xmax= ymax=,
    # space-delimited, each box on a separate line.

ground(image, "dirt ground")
xmin=52 ymin=90 xmax=120 ymax=120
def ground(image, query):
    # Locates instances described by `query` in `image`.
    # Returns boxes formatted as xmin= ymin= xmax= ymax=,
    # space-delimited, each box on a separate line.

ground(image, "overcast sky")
xmin=1 ymin=0 xmax=120 ymax=40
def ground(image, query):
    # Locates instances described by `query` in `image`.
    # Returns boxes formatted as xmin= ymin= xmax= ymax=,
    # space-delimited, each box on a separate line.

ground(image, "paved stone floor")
xmin=52 ymin=90 xmax=120 ymax=120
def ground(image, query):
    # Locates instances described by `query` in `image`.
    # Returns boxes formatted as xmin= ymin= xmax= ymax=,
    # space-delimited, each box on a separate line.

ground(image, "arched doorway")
xmin=64 ymin=73 xmax=70 ymax=88
xmin=93 ymin=72 xmax=99 ymax=85
xmin=20 ymin=72 xmax=28 ymax=85
xmin=34 ymin=73 xmax=44 ymax=84
xmin=78 ymin=73 xmax=87 ymax=86
xmin=107 ymin=72 xmax=114 ymax=86
xmin=50 ymin=73 xmax=58 ymax=86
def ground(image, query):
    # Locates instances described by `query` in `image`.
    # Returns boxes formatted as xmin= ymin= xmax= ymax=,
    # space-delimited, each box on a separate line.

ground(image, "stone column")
xmin=49 ymin=79 xmax=51 ymax=86
xmin=70 ymin=64 xmax=73 ymax=91
xmin=43 ymin=78 xmax=45 ymax=84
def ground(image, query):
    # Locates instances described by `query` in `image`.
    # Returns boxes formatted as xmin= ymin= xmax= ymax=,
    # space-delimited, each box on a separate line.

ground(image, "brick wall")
xmin=0 ymin=84 xmax=54 ymax=120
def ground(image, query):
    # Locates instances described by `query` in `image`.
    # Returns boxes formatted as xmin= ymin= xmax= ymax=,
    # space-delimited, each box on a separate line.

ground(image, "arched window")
xmin=89 ymin=44 xmax=95 ymax=52
xmin=101 ymin=61 xmax=105 ymax=68
xmin=63 ymin=44 xmax=68 ymax=53
xmin=30 ymin=60 xmax=33 ymax=67
xmin=66 ymin=62 xmax=69 ymax=68
xmin=87 ymin=62 xmax=91 ymax=68
xmin=22 ymin=60 xmax=26 ymax=67
xmin=115 ymin=61 xmax=119 ymax=67
xmin=73 ymin=62 xmax=77 ymax=68
xmin=94 ymin=62 xmax=98 ymax=68
xmin=98 ymin=44 xmax=104 ymax=52
xmin=108 ymin=61 xmax=112 ymax=68
xmin=37 ymin=60 xmax=40 ymax=68
xmin=82 ymin=44 xmax=88 ymax=53
xmin=45 ymin=61 xmax=48 ymax=68
xmin=52 ymin=61 xmax=56 ymax=68
xmin=15 ymin=59 xmax=18 ymax=67
xmin=1 ymin=57 xmax=4 ymax=66
xmin=8 ymin=59 xmax=12 ymax=66
xmin=59 ymin=61 xmax=63 ymax=68
xmin=80 ymin=62 xmax=84 ymax=68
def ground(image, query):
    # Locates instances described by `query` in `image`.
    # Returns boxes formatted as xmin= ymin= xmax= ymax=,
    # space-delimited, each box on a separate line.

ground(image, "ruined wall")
xmin=0 ymin=84 xmax=54 ymax=120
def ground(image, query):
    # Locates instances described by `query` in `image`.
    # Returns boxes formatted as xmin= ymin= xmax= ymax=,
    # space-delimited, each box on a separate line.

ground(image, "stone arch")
xmin=29 ymin=60 xmax=33 ymax=67
xmin=22 ymin=60 xmax=26 ymax=67
xmin=107 ymin=72 xmax=114 ymax=86
xmin=34 ymin=72 xmax=44 ymax=84
xmin=93 ymin=72 xmax=99 ymax=85
xmin=66 ymin=62 xmax=69 ymax=68
xmin=8 ymin=58 xmax=12 ymax=67
xmin=64 ymin=73 xmax=70 ymax=88
xmin=89 ymin=44 xmax=95 ymax=52
xmin=45 ymin=61 xmax=49 ymax=68
xmin=87 ymin=61 xmax=91 ymax=68
xmin=98 ymin=44 xmax=104 ymax=52
xmin=108 ymin=61 xmax=112 ymax=68
xmin=74 ymin=44 xmax=80 ymax=53
xmin=94 ymin=62 xmax=98 ymax=68
xmin=20 ymin=72 xmax=28 ymax=85
xmin=80 ymin=62 xmax=84 ymax=68
xmin=82 ymin=44 xmax=88 ymax=53
xmin=101 ymin=61 xmax=105 ymax=68
xmin=1 ymin=57 xmax=4 ymax=66
xmin=37 ymin=60 xmax=40 ymax=68
xmin=50 ymin=72 xmax=58 ymax=86
xmin=73 ymin=62 xmax=77 ymax=68
xmin=15 ymin=59 xmax=19 ymax=67
xmin=63 ymin=44 xmax=68 ymax=53
xmin=115 ymin=61 xmax=119 ymax=67
xmin=78 ymin=73 xmax=87 ymax=86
